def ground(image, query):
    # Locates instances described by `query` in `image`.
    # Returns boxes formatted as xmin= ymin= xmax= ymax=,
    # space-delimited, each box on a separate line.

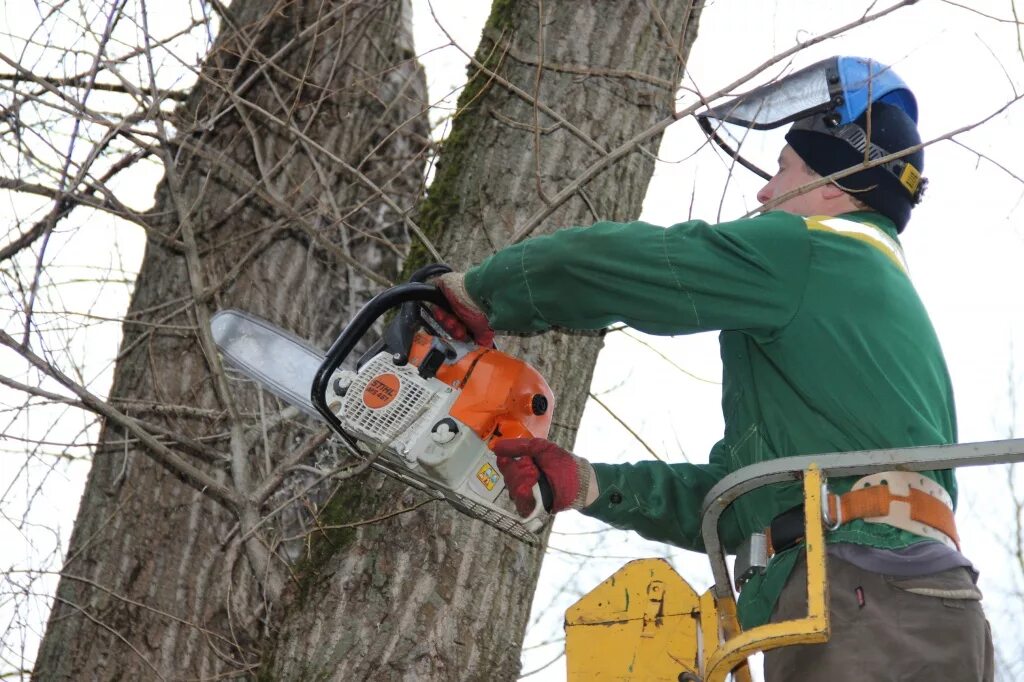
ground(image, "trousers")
xmin=763 ymin=554 xmax=993 ymax=681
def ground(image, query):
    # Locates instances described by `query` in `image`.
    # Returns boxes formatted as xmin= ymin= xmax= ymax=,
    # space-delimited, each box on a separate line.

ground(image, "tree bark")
xmin=34 ymin=0 xmax=704 ymax=680
xmin=35 ymin=1 xmax=429 ymax=678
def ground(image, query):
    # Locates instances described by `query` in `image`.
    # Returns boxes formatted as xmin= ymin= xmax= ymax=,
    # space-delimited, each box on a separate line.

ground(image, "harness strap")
xmin=826 ymin=470 xmax=960 ymax=550
xmin=767 ymin=470 xmax=960 ymax=556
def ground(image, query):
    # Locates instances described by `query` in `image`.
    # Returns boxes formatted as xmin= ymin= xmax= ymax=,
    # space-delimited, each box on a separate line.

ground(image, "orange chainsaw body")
xmin=406 ymin=331 xmax=554 ymax=447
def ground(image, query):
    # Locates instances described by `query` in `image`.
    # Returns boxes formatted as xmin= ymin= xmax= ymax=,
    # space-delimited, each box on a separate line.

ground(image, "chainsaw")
xmin=210 ymin=264 xmax=554 ymax=545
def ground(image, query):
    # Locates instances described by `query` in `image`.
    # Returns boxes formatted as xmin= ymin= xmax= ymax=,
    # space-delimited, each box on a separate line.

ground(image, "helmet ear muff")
xmin=785 ymin=102 xmax=925 ymax=232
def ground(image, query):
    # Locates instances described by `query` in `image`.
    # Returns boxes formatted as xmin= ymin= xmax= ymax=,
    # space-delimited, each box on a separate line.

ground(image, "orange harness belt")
xmin=825 ymin=473 xmax=960 ymax=550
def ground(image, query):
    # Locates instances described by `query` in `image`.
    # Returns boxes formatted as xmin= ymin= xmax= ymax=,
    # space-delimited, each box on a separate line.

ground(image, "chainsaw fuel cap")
xmin=430 ymin=417 xmax=459 ymax=444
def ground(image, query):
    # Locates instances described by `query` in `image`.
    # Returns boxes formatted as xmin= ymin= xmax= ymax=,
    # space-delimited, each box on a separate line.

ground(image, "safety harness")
xmin=769 ymin=470 xmax=960 ymax=558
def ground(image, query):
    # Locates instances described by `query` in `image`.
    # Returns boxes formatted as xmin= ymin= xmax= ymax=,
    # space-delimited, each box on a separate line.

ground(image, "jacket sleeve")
xmin=582 ymin=440 xmax=745 ymax=552
xmin=464 ymin=212 xmax=812 ymax=340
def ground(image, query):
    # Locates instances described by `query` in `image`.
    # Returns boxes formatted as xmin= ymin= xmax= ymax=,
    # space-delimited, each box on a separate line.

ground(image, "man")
xmin=432 ymin=59 xmax=993 ymax=680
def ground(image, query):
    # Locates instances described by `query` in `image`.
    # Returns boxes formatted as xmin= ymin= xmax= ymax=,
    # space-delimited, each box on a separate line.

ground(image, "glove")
xmin=431 ymin=272 xmax=495 ymax=347
xmin=495 ymin=438 xmax=592 ymax=516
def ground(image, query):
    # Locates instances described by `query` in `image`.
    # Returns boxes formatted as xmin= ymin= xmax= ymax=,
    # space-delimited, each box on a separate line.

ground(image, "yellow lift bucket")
xmin=564 ymin=558 xmax=702 ymax=680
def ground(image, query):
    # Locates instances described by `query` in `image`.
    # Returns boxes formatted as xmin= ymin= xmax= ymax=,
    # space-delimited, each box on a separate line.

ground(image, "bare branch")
xmin=52 ymin=597 xmax=168 ymax=681
xmin=753 ymin=92 xmax=1024 ymax=217
xmin=429 ymin=8 xmax=608 ymax=157
xmin=0 ymin=72 xmax=188 ymax=101
xmin=0 ymin=148 xmax=156 ymax=261
xmin=251 ymin=428 xmax=331 ymax=505
xmin=48 ymin=572 xmax=252 ymax=654
xmin=0 ymin=329 xmax=241 ymax=510
xmin=613 ymin=328 xmax=720 ymax=384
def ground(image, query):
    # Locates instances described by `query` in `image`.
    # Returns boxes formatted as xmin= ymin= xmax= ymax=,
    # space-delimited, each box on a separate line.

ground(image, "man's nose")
xmin=756 ymin=182 xmax=772 ymax=204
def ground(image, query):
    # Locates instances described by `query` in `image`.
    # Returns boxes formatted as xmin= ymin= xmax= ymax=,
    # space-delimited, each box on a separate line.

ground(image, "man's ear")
xmin=820 ymin=182 xmax=847 ymax=201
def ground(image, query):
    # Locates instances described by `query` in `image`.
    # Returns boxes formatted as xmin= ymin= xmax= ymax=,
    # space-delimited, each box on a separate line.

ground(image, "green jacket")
xmin=464 ymin=210 xmax=957 ymax=628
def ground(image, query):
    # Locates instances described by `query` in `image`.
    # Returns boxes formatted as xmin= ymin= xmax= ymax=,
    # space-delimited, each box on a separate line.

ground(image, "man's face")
xmin=756 ymin=145 xmax=825 ymax=215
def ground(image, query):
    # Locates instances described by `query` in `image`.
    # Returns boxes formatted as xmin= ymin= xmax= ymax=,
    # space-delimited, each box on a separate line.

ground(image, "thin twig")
xmin=588 ymin=392 xmax=666 ymax=461
xmin=252 ymin=429 xmax=332 ymax=505
xmin=752 ymin=91 xmax=1024 ymax=217
xmin=240 ymin=454 xmax=380 ymax=544
xmin=51 ymin=572 xmax=249 ymax=651
xmin=615 ymin=328 xmax=720 ymax=384
xmin=429 ymin=6 xmax=608 ymax=156
xmin=279 ymin=497 xmax=438 ymax=542
xmin=52 ymin=597 xmax=168 ymax=681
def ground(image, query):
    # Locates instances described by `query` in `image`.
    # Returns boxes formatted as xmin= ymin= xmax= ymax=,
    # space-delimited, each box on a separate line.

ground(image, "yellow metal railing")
xmin=703 ymin=465 xmax=829 ymax=682
xmin=565 ymin=465 xmax=828 ymax=681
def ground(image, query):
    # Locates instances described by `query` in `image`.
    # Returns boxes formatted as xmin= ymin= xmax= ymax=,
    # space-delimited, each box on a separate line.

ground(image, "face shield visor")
xmin=695 ymin=56 xmax=919 ymax=180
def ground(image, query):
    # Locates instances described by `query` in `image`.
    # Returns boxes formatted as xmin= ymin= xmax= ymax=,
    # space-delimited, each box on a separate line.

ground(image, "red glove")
xmin=432 ymin=272 xmax=495 ymax=347
xmin=495 ymin=438 xmax=591 ymax=516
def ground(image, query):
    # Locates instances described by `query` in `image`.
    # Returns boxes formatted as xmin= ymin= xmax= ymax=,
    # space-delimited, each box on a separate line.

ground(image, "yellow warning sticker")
xmin=477 ymin=463 xmax=500 ymax=491
xmin=899 ymin=163 xmax=921 ymax=194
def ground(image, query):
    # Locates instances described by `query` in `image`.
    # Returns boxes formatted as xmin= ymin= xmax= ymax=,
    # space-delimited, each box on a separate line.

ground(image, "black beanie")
xmin=785 ymin=102 xmax=924 ymax=232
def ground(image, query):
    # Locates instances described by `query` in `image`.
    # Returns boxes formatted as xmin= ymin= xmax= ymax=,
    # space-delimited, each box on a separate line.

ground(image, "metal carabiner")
xmin=821 ymin=480 xmax=843 ymax=531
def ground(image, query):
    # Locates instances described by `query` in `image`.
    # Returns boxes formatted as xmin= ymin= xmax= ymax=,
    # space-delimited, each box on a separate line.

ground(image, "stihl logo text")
xmin=363 ymin=373 xmax=400 ymax=409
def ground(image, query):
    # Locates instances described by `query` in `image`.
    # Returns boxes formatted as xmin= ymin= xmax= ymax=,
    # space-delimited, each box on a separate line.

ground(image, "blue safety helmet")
xmin=696 ymin=57 xmax=927 ymax=231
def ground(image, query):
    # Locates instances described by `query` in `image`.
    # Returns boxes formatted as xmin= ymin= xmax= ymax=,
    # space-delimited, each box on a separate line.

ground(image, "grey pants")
xmin=763 ymin=555 xmax=993 ymax=681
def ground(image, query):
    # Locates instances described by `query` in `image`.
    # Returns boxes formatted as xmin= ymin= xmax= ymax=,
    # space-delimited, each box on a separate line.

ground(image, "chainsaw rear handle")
xmin=310 ymin=265 xmax=555 ymax=514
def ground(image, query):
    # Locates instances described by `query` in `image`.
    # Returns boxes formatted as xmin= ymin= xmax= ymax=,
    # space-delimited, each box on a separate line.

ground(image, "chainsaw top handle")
xmin=311 ymin=267 xmax=451 ymax=418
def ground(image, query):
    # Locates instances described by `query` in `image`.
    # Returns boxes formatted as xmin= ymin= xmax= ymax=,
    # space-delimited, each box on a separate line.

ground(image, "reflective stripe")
xmin=804 ymin=215 xmax=909 ymax=275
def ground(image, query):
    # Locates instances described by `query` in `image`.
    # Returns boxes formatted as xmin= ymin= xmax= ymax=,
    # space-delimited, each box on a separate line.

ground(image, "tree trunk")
xmin=268 ymin=2 xmax=703 ymax=680
xmin=35 ymin=1 xmax=429 ymax=678
xmin=34 ymin=0 xmax=704 ymax=680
